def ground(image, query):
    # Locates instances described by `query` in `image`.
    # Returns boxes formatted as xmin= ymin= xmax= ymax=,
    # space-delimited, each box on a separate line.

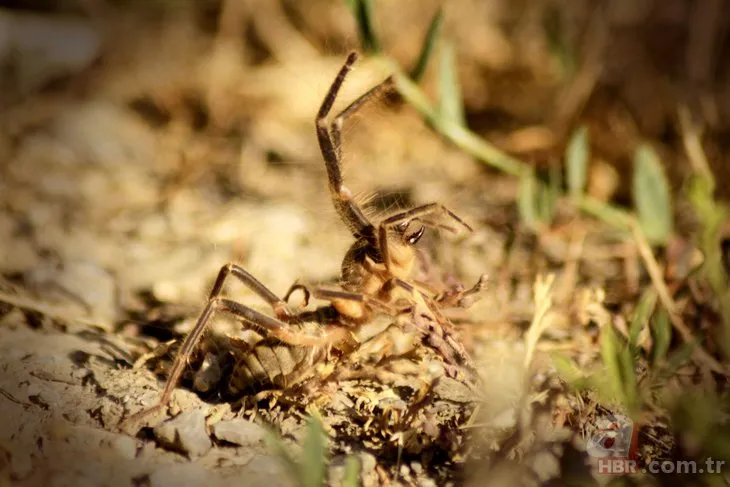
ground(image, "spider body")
xmin=122 ymin=52 xmax=483 ymax=427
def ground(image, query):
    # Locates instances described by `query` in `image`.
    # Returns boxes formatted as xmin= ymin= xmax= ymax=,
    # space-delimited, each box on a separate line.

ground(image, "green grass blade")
xmin=575 ymin=195 xmax=632 ymax=230
xmin=566 ymin=125 xmax=589 ymax=198
xmin=437 ymin=39 xmax=465 ymax=126
xmin=518 ymin=168 xmax=559 ymax=228
xmin=552 ymin=353 xmax=586 ymax=386
xmin=409 ymin=8 xmax=443 ymax=81
xmin=301 ymin=416 xmax=328 ymax=487
xmin=518 ymin=169 xmax=539 ymax=230
xmin=389 ymin=63 xmax=527 ymax=177
xmin=651 ymin=308 xmax=671 ymax=367
xmin=346 ymin=0 xmax=381 ymax=54
xmin=542 ymin=6 xmax=578 ymax=77
xmin=629 ymin=288 xmax=657 ymax=352
xmin=618 ymin=335 xmax=639 ymax=413
xmin=633 ymin=144 xmax=673 ymax=244
xmin=600 ymin=324 xmax=627 ymax=406
xmin=688 ymin=175 xmax=730 ymax=357
xmin=660 ymin=341 xmax=696 ymax=380
xmin=540 ymin=163 xmax=561 ymax=224
xmin=341 ymin=455 xmax=361 ymax=487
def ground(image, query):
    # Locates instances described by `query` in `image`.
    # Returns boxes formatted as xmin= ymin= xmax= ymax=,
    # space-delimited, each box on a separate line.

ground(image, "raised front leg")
xmin=316 ymin=52 xmax=392 ymax=239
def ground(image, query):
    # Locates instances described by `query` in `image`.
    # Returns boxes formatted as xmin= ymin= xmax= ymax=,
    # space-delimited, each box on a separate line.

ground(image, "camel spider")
xmin=122 ymin=52 xmax=484 ymax=426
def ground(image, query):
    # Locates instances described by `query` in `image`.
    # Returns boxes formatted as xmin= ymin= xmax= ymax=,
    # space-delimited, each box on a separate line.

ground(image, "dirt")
xmin=3 ymin=2 xmax=729 ymax=486
xmin=0 ymin=320 xmax=295 ymax=486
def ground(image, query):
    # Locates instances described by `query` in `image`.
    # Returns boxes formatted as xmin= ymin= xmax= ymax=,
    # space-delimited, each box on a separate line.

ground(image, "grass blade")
xmin=629 ymin=288 xmax=657 ymax=352
xmin=651 ymin=308 xmax=671 ymax=367
xmin=389 ymin=63 xmax=527 ymax=176
xmin=437 ymin=39 xmax=465 ymax=126
xmin=552 ymin=353 xmax=586 ymax=386
xmin=633 ymin=143 xmax=673 ymax=244
xmin=518 ymin=169 xmax=539 ymax=230
xmin=618 ymin=334 xmax=639 ymax=413
xmin=301 ymin=416 xmax=328 ymax=487
xmin=600 ymin=324 xmax=626 ymax=406
xmin=661 ymin=341 xmax=696 ymax=379
xmin=540 ymin=163 xmax=561 ymax=224
xmin=342 ymin=455 xmax=361 ymax=487
xmin=576 ymin=195 xmax=632 ymax=230
xmin=409 ymin=8 xmax=443 ymax=81
xmin=688 ymin=175 xmax=730 ymax=357
xmin=542 ymin=6 xmax=578 ymax=77
xmin=566 ymin=125 xmax=589 ymax=198
xmin=346 ymin=0 xmax=381 ymax=54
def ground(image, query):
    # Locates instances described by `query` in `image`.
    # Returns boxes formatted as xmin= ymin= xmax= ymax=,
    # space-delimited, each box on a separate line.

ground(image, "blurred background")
xmin=1 ymin=0 xmax=728 ymax=314
xmin=1 ymin=0 xmax=730 ymax=486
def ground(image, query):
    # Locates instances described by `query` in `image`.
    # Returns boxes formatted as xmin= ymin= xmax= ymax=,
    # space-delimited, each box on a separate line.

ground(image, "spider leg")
xmin=418 ymin=218 xmax=459 ymax=233
xmin=211 ymin=263 xmax=293 ymax=319
xmin=283 ymin=281 xmax=311 ymax=308
xmin=329 ymin=75 xmax=394 ymax=161
xmin=377 ymin=276 xmax=473 ymax=367
xmin=311 ymin=287 xmax=411 ymax=316
xmin=381 ymin=203 xmax=473 ymax=233
xmin=447 ymin=274 xmax=489 ymax=308
xmin=285 ymin=280 xmax=413 ymax=317
xmin=316 ymin=52 xmax=392 ymax=238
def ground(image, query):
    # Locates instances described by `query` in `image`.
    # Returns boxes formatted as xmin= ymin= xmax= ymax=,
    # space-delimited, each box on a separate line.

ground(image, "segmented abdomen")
xmin=227 ymin=339 xmax=327 ymax=395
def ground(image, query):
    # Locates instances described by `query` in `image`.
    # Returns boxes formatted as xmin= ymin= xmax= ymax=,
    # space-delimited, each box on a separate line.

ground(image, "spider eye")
xmin=407 ymin=225 xmax=425 ymax=245
xmin=396 ymin=221 xmax=409 ymax=232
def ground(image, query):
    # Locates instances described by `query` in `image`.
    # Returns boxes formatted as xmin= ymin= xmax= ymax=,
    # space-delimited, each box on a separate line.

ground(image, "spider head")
xmin=378 ymin=220 xmax=425 ymax=279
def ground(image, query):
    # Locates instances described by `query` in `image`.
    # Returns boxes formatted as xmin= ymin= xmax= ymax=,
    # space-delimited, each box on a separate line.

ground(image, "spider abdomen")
xmin=227 ymin=333 xmax=327 ymax=395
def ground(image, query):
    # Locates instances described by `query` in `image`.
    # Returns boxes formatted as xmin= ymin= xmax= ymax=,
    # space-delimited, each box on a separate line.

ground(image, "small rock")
xmin=360 ymin=452 xmax=376 ymax=474
xmin=26 ymin=383 xmax=42 ymax=400
xmin=24 ymin=258 xmax=118 ymax=330
xmin=110 ymin=436 xmax=138 ymax=460
xmin=149 ymin=462 xmax=208 ymax=487
xmin=326 ymin=454 xmax=352 ymax=486
xmin=9 ymin=449 xmax=33 ymax=480
xmin=211 ymin=419 xmax=267 ymax=447
xmin=153 ymin=409 xmax=211 ymax=457
xmin=70 ymin=367 xmax=92 ymax=381
xmin=0 ymin=10 xmax=101 ymax=97
xmin=360 ymin=452 xmax=379 ymax=487
xmin=432 ymin=376 xmax=476 ymax=403
xmin=193 ymin=353 xmax=222 ymax=393
xmin=137 ymin=441 xmax=158 ymax=461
